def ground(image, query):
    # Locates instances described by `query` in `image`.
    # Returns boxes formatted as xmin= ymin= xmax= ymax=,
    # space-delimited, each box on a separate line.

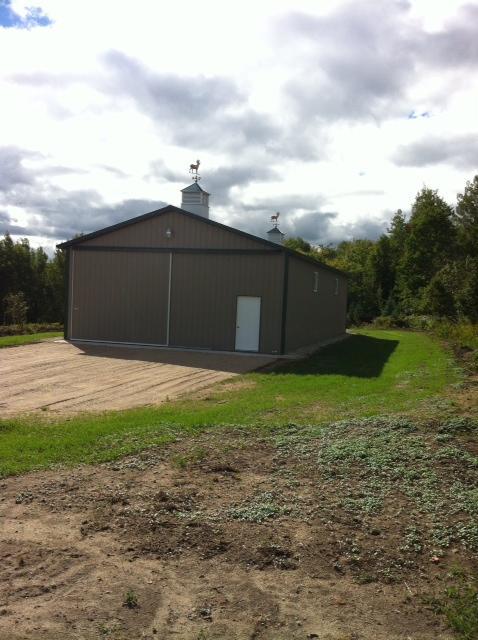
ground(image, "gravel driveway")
xmin=0 ymin=340 xmax=275 ymax=415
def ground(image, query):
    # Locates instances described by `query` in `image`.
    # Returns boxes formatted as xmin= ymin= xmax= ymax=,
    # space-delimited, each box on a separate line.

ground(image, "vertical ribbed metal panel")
xmin=70 ymin=250 xmax=169 ymax=344
xmin=169 ymin=253 xmax=284 ymax=353
xmin=285 ymin=257 xmax=347 ymax=352
xmin=82 ymin=211 xmax=268 ymax=250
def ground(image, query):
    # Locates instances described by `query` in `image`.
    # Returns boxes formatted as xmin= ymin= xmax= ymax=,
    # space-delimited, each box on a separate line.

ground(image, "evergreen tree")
xmin=0 ymin=233 xmax=66 ymax=325
xmin=422 ymin=266 xmax=457 ymax=318
xmin=388 ymin=209 xmax=408 ymax=260
xmin=456 ymin=175 xmax=478 ymax=257
xmin=0 ymin=233 xmax=16 ymax=320
xmin=370 ymin=235 xmax=395 ymax=313
xmin=44 ymin=249 xmax=66 ymax=322
xmin=454 ymin=257 xmax=478 ymax=322
xmin=4 ymin=291 xmax=28 ymax=325
xmin=328 ymin=239 xmax=378 ymax=323
xmin=31 ymin=246 xmax=49 ymax=321
xmin=398 ymin=188 xmax=456 ymax=313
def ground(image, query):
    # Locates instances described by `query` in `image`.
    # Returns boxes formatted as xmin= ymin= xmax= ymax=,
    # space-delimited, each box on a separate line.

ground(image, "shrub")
xmin=3 ymin=292 xmax=28 ymax=325
xmin=0 ymin=322 xmax=63 ymax=337
xmin=367 ymin=316 xmax=478 ymax=372
xmin=370 ymin=315 xmax=396 ymax=329
xmin=372 ymin=315 xmax=410 ymax=329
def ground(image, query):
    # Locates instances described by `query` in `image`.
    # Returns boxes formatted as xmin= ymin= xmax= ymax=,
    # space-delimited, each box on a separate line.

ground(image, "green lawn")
xmin=0 ymin=332 xmax=63 ymax=348
xmin=0 ymin=329 xmax=460 ymax=477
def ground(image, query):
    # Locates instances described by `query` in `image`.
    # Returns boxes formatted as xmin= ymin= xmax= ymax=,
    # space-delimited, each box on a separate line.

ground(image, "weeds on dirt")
xmin=400 ymin=526 xmax=424 ymax=554
xmin=275 ymin=415 xmax=478 ymax=559
xmin=227 ymin=491 xmax=290 ymax=523
xmin=98 ymin=620 xmax=122 ymax=636
xmin=123 ymin=589 xmax=138 ymax=609
xmin=429 ymin=571 xmax=478 ymax=640
xmin=171 ymin=447 xmax=208 ymax=469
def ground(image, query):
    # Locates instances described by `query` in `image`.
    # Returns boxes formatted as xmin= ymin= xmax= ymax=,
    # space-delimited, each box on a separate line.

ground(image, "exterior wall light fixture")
xmin=165 ymin=228 xmax=172 ymax=239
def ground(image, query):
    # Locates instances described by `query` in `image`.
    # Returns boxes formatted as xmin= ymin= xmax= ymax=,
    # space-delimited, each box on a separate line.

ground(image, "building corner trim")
xmin=63 ymin=248 xmax=70 ymax=340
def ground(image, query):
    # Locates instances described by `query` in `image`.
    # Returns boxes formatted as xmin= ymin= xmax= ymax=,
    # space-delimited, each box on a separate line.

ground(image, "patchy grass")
xmin=0 ymin=330 xmax=461 ymax=477
xmin=0 ymin=332 xmax=62 ymax=348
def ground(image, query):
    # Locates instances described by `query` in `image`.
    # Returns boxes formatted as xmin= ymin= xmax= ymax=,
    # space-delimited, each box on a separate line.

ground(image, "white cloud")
xmin=0 ymin=0 xmax=477 ymax=249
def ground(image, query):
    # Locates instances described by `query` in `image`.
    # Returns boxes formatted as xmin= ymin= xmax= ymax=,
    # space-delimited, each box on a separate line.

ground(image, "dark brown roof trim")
xmin=57 ymin=204 xmax=346 ymax=277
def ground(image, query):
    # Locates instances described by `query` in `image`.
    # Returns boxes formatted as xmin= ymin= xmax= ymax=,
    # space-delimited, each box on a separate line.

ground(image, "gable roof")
xmin=56 ymin=204 xmax=345 ymax=277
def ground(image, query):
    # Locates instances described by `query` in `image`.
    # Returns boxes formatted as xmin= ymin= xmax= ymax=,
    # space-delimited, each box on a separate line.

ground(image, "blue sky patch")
xmin=0 ymin=0 xmax=52 ymax=28
xmin=408 ymin=110 xmax=431 ymax=120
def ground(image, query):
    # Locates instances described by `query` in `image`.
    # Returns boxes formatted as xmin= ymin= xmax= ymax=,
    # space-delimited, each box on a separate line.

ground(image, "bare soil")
xmin=0 ymin=340 xmax=275 ymax=415
xmin=2 ymin=424 xmax=474 ymax=640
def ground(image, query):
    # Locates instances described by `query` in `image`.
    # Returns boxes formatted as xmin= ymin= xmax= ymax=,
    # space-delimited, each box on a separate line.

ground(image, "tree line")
xmin=285 ymin=175 xmax=478 ymax=325
xmin=1 ymin=175 xmax=477 ymax=328
xmin=0 ymin=234 xmax=65 ymax=325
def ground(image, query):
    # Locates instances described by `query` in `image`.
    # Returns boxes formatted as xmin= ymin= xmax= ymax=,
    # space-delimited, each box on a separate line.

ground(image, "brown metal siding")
xmin=285 ymin=256 xmax=347 ymax=352
xmin=70 ymin=249 xmax=169 ymax=344
xmin=169 ymin=253 xmax=284 ymax=353
xmin=82 ymin=211 xmax=269 ymax=250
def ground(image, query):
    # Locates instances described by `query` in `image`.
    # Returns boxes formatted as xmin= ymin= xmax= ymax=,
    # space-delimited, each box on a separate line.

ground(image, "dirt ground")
xmin=0 ymin=340 xmax=275 ymax=415
xmin=2 ymin=421 xmax=476 ymax=640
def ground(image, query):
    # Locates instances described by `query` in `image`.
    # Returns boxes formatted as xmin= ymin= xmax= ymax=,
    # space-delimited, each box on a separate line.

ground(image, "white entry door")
xmin=235 ymin=296 xmax=261 ymax=352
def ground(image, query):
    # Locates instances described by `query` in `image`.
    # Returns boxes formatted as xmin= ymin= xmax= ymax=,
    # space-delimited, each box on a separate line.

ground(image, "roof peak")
xmin=56 ymin=204 xmax=345 ymax=277
xmin=181 ymin=182 xmax=210 ymax=195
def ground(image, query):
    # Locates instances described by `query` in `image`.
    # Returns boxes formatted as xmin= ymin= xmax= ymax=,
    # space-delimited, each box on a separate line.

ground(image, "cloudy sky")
xmin=1 ymin=0 xmax=477 ymax=252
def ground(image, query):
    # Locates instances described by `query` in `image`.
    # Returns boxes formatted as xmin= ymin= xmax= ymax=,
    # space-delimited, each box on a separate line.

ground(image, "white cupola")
xmin=180 ymin=182 xmax=210 ymax=218
xmin=266 ymin=212 xmax=284 ymax=244
xmin=180 ymin=159 xmax=210 ymax=218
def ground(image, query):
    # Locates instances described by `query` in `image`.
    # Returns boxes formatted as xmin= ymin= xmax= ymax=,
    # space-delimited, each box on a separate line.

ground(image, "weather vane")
xmin=271 ymin=212 xmax=280 ymax=228
xmin=189 ymin=159 xmax=201 ymax=182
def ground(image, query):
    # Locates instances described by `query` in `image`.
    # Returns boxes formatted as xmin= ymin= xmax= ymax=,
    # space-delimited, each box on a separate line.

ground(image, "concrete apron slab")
xmin=65 ymin=331 xmax=349 ymax=360
xmin=65 ymin=338 xmax=287 ymax=358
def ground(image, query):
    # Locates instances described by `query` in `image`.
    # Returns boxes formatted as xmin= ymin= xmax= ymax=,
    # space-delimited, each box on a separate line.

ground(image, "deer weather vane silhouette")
xmin=189 ymin=159 xmax=201 ymax=182
xmin=271 ymin=212 xmax=280 ymax=227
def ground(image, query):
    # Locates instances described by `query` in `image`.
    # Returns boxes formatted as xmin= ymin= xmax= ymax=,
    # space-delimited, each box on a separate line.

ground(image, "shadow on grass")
xmin=278 ymin=334 xmax=399 ymax=378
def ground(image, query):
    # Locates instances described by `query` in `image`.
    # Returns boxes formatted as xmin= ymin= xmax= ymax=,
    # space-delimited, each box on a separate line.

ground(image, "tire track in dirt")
xmin=42 ymin=367 xmax=228 ymax=411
